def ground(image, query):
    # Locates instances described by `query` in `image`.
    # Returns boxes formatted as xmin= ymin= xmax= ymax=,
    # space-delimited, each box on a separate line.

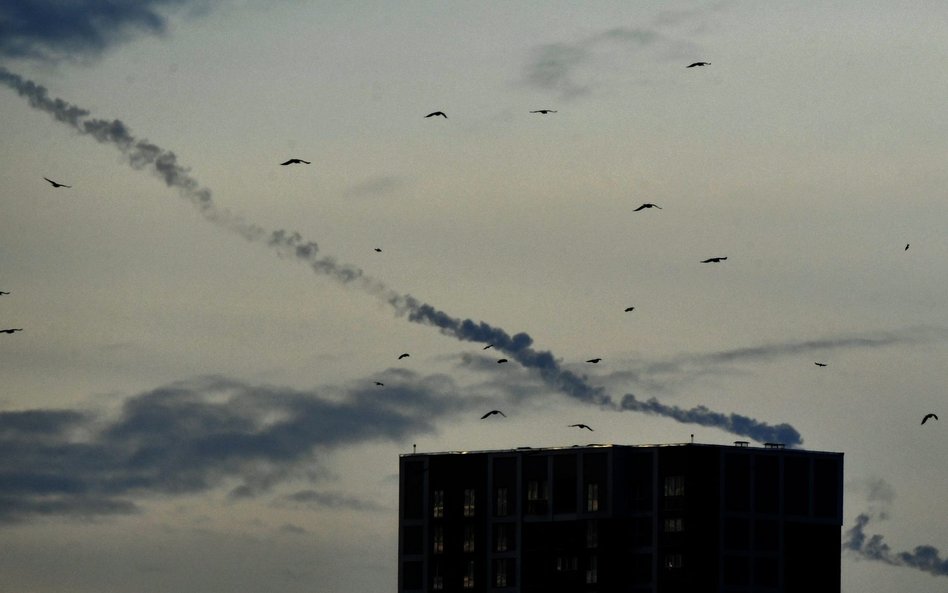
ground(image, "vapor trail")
xmin=1 ymin=67 xmax=801 ymax=444
xmin=844 ymin=513 xmax=948 ymax=577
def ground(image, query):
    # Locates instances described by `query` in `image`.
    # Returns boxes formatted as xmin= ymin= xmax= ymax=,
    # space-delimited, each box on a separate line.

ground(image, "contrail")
xmin=0 ymin=67 xmax=801 ymax=444
xmin=844 ymin=513 xmax=948 ymax=577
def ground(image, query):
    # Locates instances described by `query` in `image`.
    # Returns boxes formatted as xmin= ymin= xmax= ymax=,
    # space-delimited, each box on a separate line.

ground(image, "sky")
xmin=1 ymin=1 xmax=946 ymax=591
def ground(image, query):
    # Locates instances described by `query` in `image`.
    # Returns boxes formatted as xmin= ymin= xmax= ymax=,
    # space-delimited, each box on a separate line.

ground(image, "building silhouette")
xmin=398 ymin=442 xmax=843 ymax=592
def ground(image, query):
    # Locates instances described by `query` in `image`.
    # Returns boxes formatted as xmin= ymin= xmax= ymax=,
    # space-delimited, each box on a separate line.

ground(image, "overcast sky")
xmin=1 ymin=1 xmax=947 ymax=591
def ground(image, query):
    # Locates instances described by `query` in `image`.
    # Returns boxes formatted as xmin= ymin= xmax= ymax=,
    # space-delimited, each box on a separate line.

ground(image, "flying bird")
xmin=814 ymin=362 xmax=827 ymax=367
xmin=586 ymin=358 xmax=602 ymax=364
xmin=687 ymin=62 xmax=710 ymax=68
xmin=425 ymin=111 xmax=447 ymax=118
xmin=480 ymin=410 xmax=506 ymax=419
xmin=0 ymin=328 xmax=23 ymax=334
xmin=497 ymin=358 xmax=508 ymax=364
xmin=0 ymin=291 xmax=9 ymax=295
xmin=483 ymin=344 xmax=494 ymax=350
xmin=568 ymin=423 xmax=594 ymax=431
xmin=624 ymin=306 xmax=635 ymax=312
xmin=398 ymin=353 xmax=410 ymax=360
xmin=905 ymin=244 xmax=910 ymax=251
xmin=530 ymin=110 xmax=557 ymax=114
xmin=374 ymin=381 xmax=385 ymax=386
xmin=700 ymin=257 xmax=727 ymax=263
xmin=921 ymin=413 xmax=938 ymax=425
xmin=279 ymin=159 xmax=310 ymax=165
xmin=374 ymin=248 xmax=382 ymax=252
xmin=633 ymin=203 xmax=662 ymax=211
xmin=43 ymin=177 xmax=71 ymax=188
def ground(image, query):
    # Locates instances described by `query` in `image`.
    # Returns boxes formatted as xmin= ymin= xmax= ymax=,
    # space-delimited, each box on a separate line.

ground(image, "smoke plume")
xmin=0 ymin=67 xmax=802 ymax=444
xmin=844 ymin=512 xmax=948 ymax=577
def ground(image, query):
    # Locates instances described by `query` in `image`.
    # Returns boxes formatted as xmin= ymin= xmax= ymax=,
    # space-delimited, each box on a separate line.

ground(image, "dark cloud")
xmin=284 ymin=489 xmax=384 ymax=512
xmin=0 ymin=70 xmax=804 ymax=450
xmin=0 ymin=0 xmax=213 ymax=61
xmin=844 ymin=513 xmax=948 ymax=577
xmin=0 ymin=374 xmax=460 ymax=523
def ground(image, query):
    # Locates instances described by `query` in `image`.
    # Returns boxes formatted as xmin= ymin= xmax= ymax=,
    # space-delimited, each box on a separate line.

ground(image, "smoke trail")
xmin=844 ymin=512 xmax=948 ymax=577
xmin=620 ymin=394 xmax=803 ymax=445
xmin=0 ymin=67 xmax=801 ymax=443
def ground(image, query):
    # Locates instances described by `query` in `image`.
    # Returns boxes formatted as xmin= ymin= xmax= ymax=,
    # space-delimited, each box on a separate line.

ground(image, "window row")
xmin=430 ymin=482 xmax=601 ymax=518
xmin=432 ymin=524 xmax=517 ymax=554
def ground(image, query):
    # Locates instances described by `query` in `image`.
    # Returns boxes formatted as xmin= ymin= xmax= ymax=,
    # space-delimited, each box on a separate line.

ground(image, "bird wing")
xmin=633 ymin=205 xmax=647 ymax=211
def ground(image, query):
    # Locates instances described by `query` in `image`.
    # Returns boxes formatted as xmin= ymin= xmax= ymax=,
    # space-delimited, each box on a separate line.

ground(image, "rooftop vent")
xmin=763 ymin=442 xmax=785 ymax=449
xmin=734 ymin=441 xmax=749 ymax=448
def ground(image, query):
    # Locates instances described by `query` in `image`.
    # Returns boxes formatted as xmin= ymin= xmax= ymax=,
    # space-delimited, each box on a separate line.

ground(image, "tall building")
xmin=398 ymin=442 xmax=843 ymax=593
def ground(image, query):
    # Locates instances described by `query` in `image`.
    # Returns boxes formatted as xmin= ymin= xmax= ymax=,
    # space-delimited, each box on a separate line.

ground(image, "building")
xmin=398 ymin=442 xmax=843 ymax=593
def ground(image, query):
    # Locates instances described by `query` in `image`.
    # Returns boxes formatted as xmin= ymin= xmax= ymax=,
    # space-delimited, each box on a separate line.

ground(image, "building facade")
xmin=398 ymin=442 xmax=843 ymax=593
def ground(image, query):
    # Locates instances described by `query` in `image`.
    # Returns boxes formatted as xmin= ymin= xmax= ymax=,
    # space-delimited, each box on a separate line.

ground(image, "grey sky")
xmin=1 ymin=1 xmax=947 ymax=591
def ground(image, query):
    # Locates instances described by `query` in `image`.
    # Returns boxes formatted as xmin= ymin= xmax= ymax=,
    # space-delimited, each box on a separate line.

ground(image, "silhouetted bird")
xmin=425 ymin=111 xmax=447 ymax=118
xmin=374 ymin=248 xmax=382 ymax=252
xmin=905 ymin=244 xmax=910 ymax=251
xmin=633 ymin=203 xmax=661 ymax=211
xmin=43 ymin=177 xmax=71 ymax=188
xmin=687 ymin=62 xmax=710 ymax=68
xmin=0 ymin=291 xmax=9 ymax=295
xmin=279 ymin=159 xmax=310 ymax=165
xmin=586 ymin=358 xmax=602 ymax=364
xmin=569 ymin=423 xmax=594 ymax=431
xmin=497 ymin=359 xmax=508 ymax=364
xmin=480 ymin=410 xmax=506 ymax=419
xmin=921 ymin=413 xmax=938 ymax=425
xmin=701 ymin=257 xmax=727 ymax=263
xmin=0 ymin=328 xmax=23 ymax=334
xmin=483 ymin=344 xmax=494 ymax=350
xmin=375 ymin=381 xmax=385 ymax=386
xmin=815 ymin=362 xmax=828 ymax=367
xmin=530 ymin=110 xmax=557 ymax=114
xmin=624 ymin=306 xmax=635 ymax=312
xmin=398 ymin=353 xmax=410 ymax=360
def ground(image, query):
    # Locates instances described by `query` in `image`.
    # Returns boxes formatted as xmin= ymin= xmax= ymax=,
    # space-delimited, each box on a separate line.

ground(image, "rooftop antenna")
xmin=413 ymin=443 xmax=417 ymax=454
xmin=690 ymin=434 xmax=694 ymax=444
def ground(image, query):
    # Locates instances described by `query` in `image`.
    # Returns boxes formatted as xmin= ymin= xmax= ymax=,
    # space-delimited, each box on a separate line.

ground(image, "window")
xmin=496 ymin=487 xmax=508 ymax=516
xmin=663 ymin=517 xmax=684 ymax=533
xmin=463 ymin=560 xmax=475 ymax=589
xmin=495 ymin=558 xmax=509 ymax=587
xmin=586 ymin=520 xmax=598 ymax=548
xmin=664 ymin=475 xmax=685 ymax=497
xmin=495 ymin=524 xmax=509 ymax=552
xmin=433 ymin=525 xmax=444 ymax=554
xmin=586 ymin=555 xmax=598 ymax=584
xmin=527 ymin=479 xmax=547 ymax=513
xmin=463 ymin=488 xmax=476 ymax=517
xmin=463 ymin=524 xmax=475 ymax=553
xmin=432 ymin=563 xmax=444 ymax=591
xmin=433 ymin=489 xmax=444 ymax=518
xmin=586 ymin=482 xmax=599 ymax=512
xmin=556 ymin=555 xmax=578 ymax=572
xmin=664 ymin=552 xmax=684 ymax=570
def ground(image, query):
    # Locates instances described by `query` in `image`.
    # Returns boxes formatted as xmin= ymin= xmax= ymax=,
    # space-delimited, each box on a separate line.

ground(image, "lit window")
xmin=664 ymin=476 xmax=685 ymax=497
xmin=432 ymin=563 xmax=443 ymax=591
xmin=463 ymin=560 xmax=475 ymax=589
xmin=586 ymin=520 xmax=598 ymax=548
xmin=556 ymin=555 xmax=578 ymax=572
xmin=586 ymin=482 xmax=599 ymax=512
xmin=463 ymin=525 xmax=475 ymax=553
xmin=433 ymin=525 xmax=444 ymax=554
xmin=463 ymin=488 xmax=476 ymax=517
xmin=527 ymin=479 xmax=547 ymax=513
xmin=586 ymin=555 xmax=598 ymax=584
xmin=433 ymin=489 xmax=444 ymax=518
xmin=664 ymin=552 xmax=684 ymax=570
xmin=495 ymin=558 xmax=509 ymax=587
xmin=496 ymin=487 xmax=508 ymax=516
xmin=664 ymin=517 xmax=684 ymax=532
xmin=496 ymin=524 xmax=508 ymax=552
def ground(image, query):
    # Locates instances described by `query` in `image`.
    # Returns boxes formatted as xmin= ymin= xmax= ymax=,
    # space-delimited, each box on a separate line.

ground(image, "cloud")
xmin=342 ymin=175 xmax=407 ymax=198
xmin=0 ymin=0 xmax=214 ymax=62
xmin=844 ymin=513 xmax=948 ymax=578
xmin=0 ymin=374 xmax=465 ymax=523
xmin=0 ymin=69 xmax=803 ymax=449
xmin=283 ymin=489 xmax=385 ymax=512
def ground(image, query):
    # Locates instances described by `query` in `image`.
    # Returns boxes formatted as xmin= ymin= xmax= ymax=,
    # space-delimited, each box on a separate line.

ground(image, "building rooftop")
xmin=400 ymin=441 xmax=843 ymax=458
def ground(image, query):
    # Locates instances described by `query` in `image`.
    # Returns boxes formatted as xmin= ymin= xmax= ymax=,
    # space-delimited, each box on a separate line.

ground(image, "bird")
xmin=483 ymin=344 xmax=494 ymax=350
xmin=279 ymin=159 xmax=310 ymax=165
xmin=530 ymin=110 xmax=557 ymax=114
xmin=633 ymin=203 xmax=662 ymax=211
xmin=374 ymin=248 xmax=382 ymax=252
xmin=921 ymin=413 xmax=938 ymax=425
xmin=43 ymin=177 xmax=71 ymax=188
xmin=569 ymin=423 xmax=594 ymax=431
xmin=687 ymin=62 xmax=710 ymax=68
xmin=905 ymin=244 xmax=910 ymax=251
xmin=815 ymin=362 xmax=828 ymax=367
xmin=425 ymin=111 xmax=447 ymax=118
xmin=586 ymin=358 xmax=602 ymax=364
xmin=701 ymin=257 xmax=727 ymax=263
xmin=480 ymin=410 xmax=506 ymax=419
xmin=624 ymin=306 xmax=635 ymax=312
xmin=0 ymin=328 xmax=23 ymax=334
xmin=398 ymin=353 xmax=410 ymax=360
xmin=0 ymin=291 xmax=9 ymax=295
xmin=374 ymin=381 xmax=385 ymax=386
xmin=497 ymin=358 xmax=508 ymax=364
